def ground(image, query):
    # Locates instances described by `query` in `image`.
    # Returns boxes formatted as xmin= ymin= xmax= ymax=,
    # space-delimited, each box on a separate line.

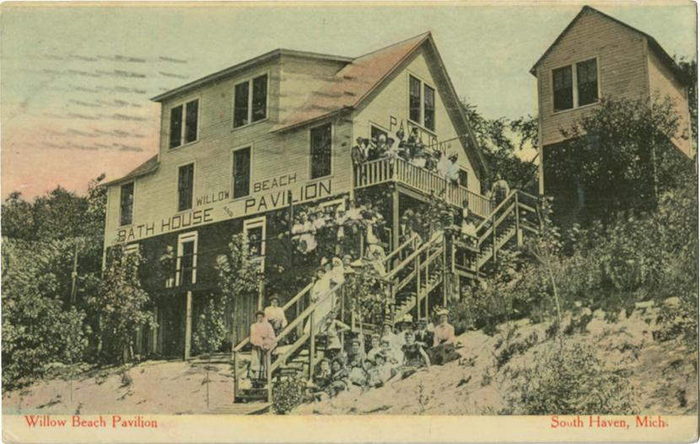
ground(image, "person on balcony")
xmin=351 ymin=137 xmax=369 ymax=167
xmin=446 ymin=154 xmax=460 ymax=185
xmin=263 ymin=295 xmax=288 ymax=337
xmin=436 ymin=150 xmax=450 ymax=178
xmin=249 ymin=310 xmax=277 ymax=386
xmin=490 ymin=173 xmax=511 ymax=206
xmin=410 ymin=148 xmax=427 ymax=169
xmin=396 ymin=128 xmax=411 ymax=161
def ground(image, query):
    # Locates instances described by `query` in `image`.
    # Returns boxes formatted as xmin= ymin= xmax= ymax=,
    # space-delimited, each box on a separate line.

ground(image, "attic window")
xmin=408 ymin=75 xmax=436 ymax=131
xmin=552 ymin=58 xmax=598 ymax=112
xmin=169 ymin=99 xmax=199 ymax=148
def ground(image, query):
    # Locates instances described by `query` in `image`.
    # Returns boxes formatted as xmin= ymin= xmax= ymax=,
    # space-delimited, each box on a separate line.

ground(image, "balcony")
xmin=354 ymin=157 xmax=493 ymax=219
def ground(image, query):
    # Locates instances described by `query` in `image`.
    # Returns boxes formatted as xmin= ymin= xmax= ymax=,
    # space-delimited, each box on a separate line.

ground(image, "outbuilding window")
xmin=552 ymin=58 xmax=598 ymax=112
xmin=310 ymin=123 xmax=332 ymax=179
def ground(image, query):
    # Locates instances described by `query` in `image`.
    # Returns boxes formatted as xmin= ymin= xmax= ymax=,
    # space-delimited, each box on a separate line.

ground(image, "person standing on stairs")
xmin=307 ymin=267 xmax=334 ymax=335
xmin=263 ymin=295 xmax=287 ymax=337
xmin=249 ymin=310 xmax=277 ymax=387
xmin=490 ymin=173 xmax=511 ymax=207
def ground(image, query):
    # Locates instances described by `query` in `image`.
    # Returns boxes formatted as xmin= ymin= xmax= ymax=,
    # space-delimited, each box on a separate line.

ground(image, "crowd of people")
xmin=352 ymin=127 xmax=462 ymax=185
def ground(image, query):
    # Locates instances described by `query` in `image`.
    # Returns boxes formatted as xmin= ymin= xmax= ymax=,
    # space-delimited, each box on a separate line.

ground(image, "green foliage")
xmin=462 ymin=103 xmax=538 ymax=190
xmin=2 ymin=238 xmax=90 ymax=389
xmin=271 ymin=376 xmax=308 ymax=414
xmin=553 ymin=96 xmax=692 ymax=222
xmin=506 ymin=341 xmax=635 ymax=414
xmin=192 ymin=297 xmax=228 ymax=356
xmin=674 ymin=56 xmax=697 ymax=142
xmin=216 ymin=233 xmax=263 ymax=316
xmin=89 ymin=245 xmax=155 ymax=363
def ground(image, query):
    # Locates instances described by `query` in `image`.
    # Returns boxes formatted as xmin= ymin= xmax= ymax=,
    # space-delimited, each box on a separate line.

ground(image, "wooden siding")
xmin=353 ymin=48 xmax=481 ymax=195
xmin=647 ymin=50 xmax=694 ymax=157
xmin=104 ymin=56 xmax=354 ymax=249
xmin=535 ymin=10 xmax=649 ymax=147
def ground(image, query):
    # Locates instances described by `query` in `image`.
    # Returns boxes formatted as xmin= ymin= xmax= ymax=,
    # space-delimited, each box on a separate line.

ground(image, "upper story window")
xmin=169 ymin=99 xmax=199 ymax=148
xmin=233 ymin=74 xmax=268 ymax=128
xmin=552 ymin=58 xmax=598 ymax=112
xmin=177 ymin=163 xmax=194 ymax=212
xmin=232 ymin=146 xmax=251 ymax=199
xmin=310 ymin=123 xmax=332 ymax=179
xmin=408 ymin=75 xmax=436 ymax=131
xmin=119 ymin=182 xmax=134 ymax=226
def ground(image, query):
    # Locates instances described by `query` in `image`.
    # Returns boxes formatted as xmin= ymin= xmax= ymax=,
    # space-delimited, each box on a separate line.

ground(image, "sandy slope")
xmin=293 ymin=307 xmax=698 ymax=415
xmin=3 ymin=304 xmax=696 ymax=416
xmin=3 ymin=360 xmax=235 ymax=415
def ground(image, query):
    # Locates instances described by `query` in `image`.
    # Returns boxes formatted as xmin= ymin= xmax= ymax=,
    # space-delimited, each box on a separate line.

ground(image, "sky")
xmin=2 ymin=1 xmax=696 ymax=199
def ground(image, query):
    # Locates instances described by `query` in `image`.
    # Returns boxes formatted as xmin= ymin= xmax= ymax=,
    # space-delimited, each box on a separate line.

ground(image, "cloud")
xmin=93 ymin=128 xmax=147 ymax=138
xmin=98 ymin=54 xmax=147 ymax=63
xmin=69 ymin=99 xmax=102 ymax=108
xmin=96 ymin=69 xmax=147 ymax=79
xmin=107 ymin=113 xmax=148 ymax=122
xmin=159 ymin=71 xmax=188 ymax=79
xmin=159 ymin=56 xmax=188 ymax=64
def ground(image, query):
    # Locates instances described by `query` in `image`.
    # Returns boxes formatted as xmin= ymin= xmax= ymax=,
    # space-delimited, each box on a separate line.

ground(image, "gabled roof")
xmin=530 ymin=6 xmax=687 ymax=84
xmin=273 ymin=32 xmax=431 ymax=132
xmin=273 ymin=32 xmax=489 ymax=179
xmin=103 ymin=154 xmax=159 ymax=186
xmin=151 ymin=49 xmax=352 ymax=103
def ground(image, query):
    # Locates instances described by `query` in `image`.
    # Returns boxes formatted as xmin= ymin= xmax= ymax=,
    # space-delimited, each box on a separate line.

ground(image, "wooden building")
xmin=103 ymin=32 xmax=493 ymax=359
xmin=531 ymin=6 xmax=694 ymax=218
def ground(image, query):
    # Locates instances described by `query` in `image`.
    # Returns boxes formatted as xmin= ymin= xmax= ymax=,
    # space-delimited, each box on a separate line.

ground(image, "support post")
xmin=266 ymin=352 xmax=272 ymax=402
xmin=442 ymin=240 xmax=448 ymax=308
xmin=308 ymin=313 xmax=315 ymax=381
xmin=515 ymin=192 xmax=523 ymax=247
xmin=492 ymin=213 xmax=497 ymax=264
xmin=415 ymin=256 xmax=421 ymax=320
xmin=184 ymin=290 xmax=193 ymax=360
xmin=392 ymin=185 xmax=400 ymax=253
xmin=233 ymin=351 xmax=239 ymax=402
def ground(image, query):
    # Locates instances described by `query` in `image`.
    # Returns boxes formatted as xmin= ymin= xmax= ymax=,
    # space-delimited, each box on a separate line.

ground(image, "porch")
xmin=353 ymin=157 xmax=493 ymax=219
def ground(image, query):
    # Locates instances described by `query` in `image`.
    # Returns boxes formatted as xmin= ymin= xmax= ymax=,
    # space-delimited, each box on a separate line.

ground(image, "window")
xmin=119 ymin=182 xmax=134 ymax=226
xmin=424 ymin=85 xmax=435 ymax=131
xmin=409 ymin=75 xmax=436 ymax=131
xmin=177 ymin=163 xmax=194 ymax=211
xmin=169 ymin=99 xmax=199 ymax=148
xmin=176 ymin=232 xmax=197 ymax=286
xmin=458 ymin=169 xmax=468 ymax=188
xmin=370 ymin=125 xmax=387 ymax=142
xmin=576 ymin=59 xmax=598 ymax=106
xmin=244 ymin=217 xmax=266 ymax=272
xmin=233 ymin=147 xmax=251 ymax=199
xmin=310 ymin=123 xmax=332 ymax=179
xmin=552 ymin=58 xmax=598 ymax=112
xmin=124 ymin=243 xmax=140 ymax=255
xmin=233 ymin=74 xmax=268 ymax=128
xmin=553 ymin=66 xmax=573 ymax=111
xmin=409 ymin=75 xmax=422 ymax=123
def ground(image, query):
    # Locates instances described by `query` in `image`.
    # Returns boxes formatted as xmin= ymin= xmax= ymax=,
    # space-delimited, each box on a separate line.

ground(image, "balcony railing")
xmin=354 ymin=157 xmax=492 ymax=219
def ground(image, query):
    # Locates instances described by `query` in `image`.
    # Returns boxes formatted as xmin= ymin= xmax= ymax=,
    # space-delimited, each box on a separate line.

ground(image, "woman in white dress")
xmin=306 ymin=267 xmax=334 ymax=335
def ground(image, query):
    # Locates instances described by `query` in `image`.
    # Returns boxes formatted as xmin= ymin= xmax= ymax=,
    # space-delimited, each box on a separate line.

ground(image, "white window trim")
xmin=232 ymin=71 xmax=270 ymax=130
xmin=176 ymin=161 xmax=196 ymax=213
xmin=407 ymin=72 xmax=437 ymax=135
xmin=119 ymin=181 xmax=135 ymax=227
xmin=551 ymin=57 xmax=600 ymax=114
xmin=308 ymin=121 xmax=334 ymax=180
xmin=243 ymin=216 xmax=266 ymax=272
xmin=168 ymin=97 xmax=201 ymax=149
xmin=176 ymin=231 xmax=198 ymax=286
xmin=231 ymin=144 xmax=254 ymax=201
xmin=124 ymin=243 xmax=140 ymax=255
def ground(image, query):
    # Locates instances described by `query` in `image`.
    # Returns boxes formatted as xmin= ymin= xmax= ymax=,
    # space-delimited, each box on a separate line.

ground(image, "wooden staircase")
xmin=230 ymin=189 xmax=540 ymax=405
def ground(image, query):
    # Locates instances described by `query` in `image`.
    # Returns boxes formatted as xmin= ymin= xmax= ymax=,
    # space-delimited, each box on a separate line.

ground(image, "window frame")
xmin=176 ymin=162 xmax=196 ymax=213
xmin=243 ymin=216 xmax=266 ymax=272
xmin=407 ymin=73 xmax=437 ymax=135
xmin=309 ymin=121 xmax=333 ymax=180
xmin=232 ymin=72 xmax=270 ymax=130
xmin=168 ymin=97 xmax=200 ymax=149
xmin=231 ymin=144 xmax=253 ymax=200
xmin=551 ymin=57 xmax=600 ymax=114
xmin=175 ymin=231 xmax=198 ymax=286
xmin=119 ymin=181 xmax=135 ymax=227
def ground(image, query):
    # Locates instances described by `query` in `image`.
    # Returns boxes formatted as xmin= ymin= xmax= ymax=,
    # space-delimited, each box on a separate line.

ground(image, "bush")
xmin=192 ymin=297 xmax=228 ymax=356
xmin=271 ymin=376 xmax=308 ymax=414
xmin=506 ymin=341 xmax=635 ymax=414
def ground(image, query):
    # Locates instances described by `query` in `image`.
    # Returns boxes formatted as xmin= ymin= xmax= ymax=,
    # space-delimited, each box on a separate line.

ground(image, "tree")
xmin=2 ymin=238 xmax=89 ymax=389
xmin=462 ymin=103 xmax=539 ymax=191
xmin=675 ymin=56 xmax=697 ymax=142
xmin=551 ymin=96 xmax=692 ymax=223
xmin=89 ymin=245 xmax=155 ymax=363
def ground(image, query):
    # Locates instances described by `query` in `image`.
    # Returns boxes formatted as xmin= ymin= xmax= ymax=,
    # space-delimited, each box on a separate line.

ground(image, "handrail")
xmin=383 ymin=233 xmax=419 ymax=266
xmin=384 ymin=232 xmax=442 ymax=282
xmin=477 ymin=202 xmax=516 ymax=246
xmin=475 ymin=190 xmax=517 ymax=234
xmin=232 ymin=281 xmax=314 ymax=352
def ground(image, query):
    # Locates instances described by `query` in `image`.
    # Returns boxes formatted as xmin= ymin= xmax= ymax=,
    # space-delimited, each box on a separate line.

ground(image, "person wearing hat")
xmin=446 ymin=153 xmax=460 ymax=185
xmin=400 ymin=330 xmax=431 ymax=379
xmin=248 ymin=310 xmax=277 ymax=385
xmin=351 ymin=137 xmax=369 ymax=167
xmin=430 ymin=309 xmax=460 ymax=365
xmin=264 ymin=294 xmax=288 ymax=337
xmin=347 ymin=336 xmax=368 ymax=389
xmin=414 ymin=317 xmax=434 ymax=348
